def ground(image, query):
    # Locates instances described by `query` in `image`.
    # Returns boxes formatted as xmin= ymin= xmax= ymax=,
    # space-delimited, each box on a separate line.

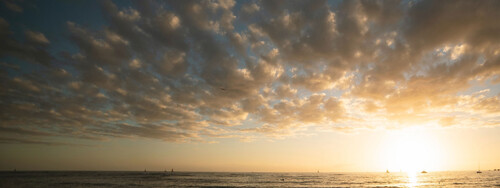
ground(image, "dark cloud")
xmin=0 ymin=18 xmax=53 ymax=66
xmin=3 ymin=0 xmax=23 ymax=13
xmin=0 ymin=127 xmax=53 ymax=136
xmin=0 ymin=137 xmax=92 ymax=146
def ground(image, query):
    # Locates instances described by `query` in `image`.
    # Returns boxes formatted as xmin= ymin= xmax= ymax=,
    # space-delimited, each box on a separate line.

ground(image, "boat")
xmin=421 ymin=170 xmax=427 ymax=173
xmin=477 ymin=162 xmax=482 ymax=173
xmin=386 ymin=169 xmax=390 ymax=173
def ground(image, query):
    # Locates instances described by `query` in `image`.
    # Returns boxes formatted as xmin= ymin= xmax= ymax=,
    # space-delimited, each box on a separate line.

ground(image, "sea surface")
xmin=0 ymin=171 xmax=499 ymax=187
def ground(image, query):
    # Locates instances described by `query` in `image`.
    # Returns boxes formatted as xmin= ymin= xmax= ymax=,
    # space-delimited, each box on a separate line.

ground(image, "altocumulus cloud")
xmin=1 ymin=0 xmax=500 ymax=144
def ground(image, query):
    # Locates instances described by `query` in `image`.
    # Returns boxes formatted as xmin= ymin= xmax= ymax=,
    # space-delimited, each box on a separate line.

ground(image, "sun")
xmin=380 ymin=128 xmax=443 ymax=173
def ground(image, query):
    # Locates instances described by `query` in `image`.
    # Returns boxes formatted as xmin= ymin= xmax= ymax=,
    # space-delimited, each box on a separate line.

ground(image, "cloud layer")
xmin=1 ymin=0 xmax=500 ymax=144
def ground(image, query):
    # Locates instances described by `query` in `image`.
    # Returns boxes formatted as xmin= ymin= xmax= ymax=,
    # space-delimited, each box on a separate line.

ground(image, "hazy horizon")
xmin=0 ymin=170 xmax=492 ymax=173
xmin=1 ymin=0 xmax=500 ymax=174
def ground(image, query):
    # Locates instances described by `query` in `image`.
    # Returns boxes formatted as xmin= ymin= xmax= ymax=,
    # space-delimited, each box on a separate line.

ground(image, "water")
xmin=1 ymin=171 xmax=499 ymax=187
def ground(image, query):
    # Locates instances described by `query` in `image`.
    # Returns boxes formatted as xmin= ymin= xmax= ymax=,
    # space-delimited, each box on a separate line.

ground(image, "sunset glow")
xmin=1 ymin=0 xmax=500 ymax=174
xmin=380 ymin=128 xmax=444 ymax=173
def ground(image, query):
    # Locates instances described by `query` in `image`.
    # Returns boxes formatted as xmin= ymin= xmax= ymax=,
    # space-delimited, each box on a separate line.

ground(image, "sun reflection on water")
xmin=407 ymin=171 xmax=418 ymax=187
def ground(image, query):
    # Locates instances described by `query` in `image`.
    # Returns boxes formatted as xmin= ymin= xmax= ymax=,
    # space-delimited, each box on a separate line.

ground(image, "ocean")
xmin=0 ymin=171 xmax=499 ymax=187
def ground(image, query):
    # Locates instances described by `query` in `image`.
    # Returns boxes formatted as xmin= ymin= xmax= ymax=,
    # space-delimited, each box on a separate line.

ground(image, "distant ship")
xmin=386 ymin=169 xmax=390 ymax=173
xmin=477 ymin=162 xmax=482 ymax=173
xmin=421 ymin=170 xmax=427 ymax=173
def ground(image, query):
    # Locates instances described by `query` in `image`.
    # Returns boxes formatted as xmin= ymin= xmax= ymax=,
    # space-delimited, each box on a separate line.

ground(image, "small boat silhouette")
xmin=421 ymin=170 xmax=427 ymax=173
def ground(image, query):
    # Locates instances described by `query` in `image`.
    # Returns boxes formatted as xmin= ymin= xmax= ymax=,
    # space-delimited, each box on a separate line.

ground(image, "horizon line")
xmin=0 ymin=170 xmax=488 ymax=173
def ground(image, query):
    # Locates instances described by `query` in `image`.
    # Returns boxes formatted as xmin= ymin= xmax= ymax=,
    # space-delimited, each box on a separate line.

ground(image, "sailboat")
xmin=477 ymin=162 xmax=482 ymax=173
xmin=386 ymin=169 xmax=390 ymax=173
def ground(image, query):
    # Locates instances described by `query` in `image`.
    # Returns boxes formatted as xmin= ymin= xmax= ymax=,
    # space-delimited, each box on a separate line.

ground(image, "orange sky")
xmin=1 ymin=0 xmax=500 ymax=172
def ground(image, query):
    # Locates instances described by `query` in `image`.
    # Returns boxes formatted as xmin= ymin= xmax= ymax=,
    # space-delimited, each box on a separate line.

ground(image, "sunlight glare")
xmin=380 ymin=128 xmax=443 ymax=173
xmin=407 ymin=171 xmax=418 ymax=187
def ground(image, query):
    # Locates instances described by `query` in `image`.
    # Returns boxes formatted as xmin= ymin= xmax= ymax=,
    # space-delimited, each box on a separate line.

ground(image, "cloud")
xmin=1 ymin=0 xmax=500 ymax=144
xmin=25 ymin=31 xmax=50 ymax=45
xmin=0 ymin=127 xmax=53 ymax=136
xmin=0 ymin=137 xmax=92 ymax=146
xmin=3 ymin=0 xmax=23 ymax=13
xmin=0 ymin=18 xmax=52 ymax=66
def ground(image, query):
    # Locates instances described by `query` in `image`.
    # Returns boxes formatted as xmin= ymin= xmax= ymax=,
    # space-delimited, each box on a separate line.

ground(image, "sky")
xmin=1 ymin=0 xmax=500 ymax=172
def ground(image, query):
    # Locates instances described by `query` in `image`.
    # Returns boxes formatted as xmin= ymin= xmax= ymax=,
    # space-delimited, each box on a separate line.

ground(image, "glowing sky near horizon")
xmin=1 ymin=0 xmax=500 ymax=172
